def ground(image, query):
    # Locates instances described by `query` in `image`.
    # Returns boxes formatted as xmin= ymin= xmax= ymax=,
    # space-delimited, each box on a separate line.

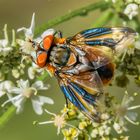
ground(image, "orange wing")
xmin=69 ymin=27 xmax=136 ymax=53
xmin=57 ymin=70 xmax=103 ymax=121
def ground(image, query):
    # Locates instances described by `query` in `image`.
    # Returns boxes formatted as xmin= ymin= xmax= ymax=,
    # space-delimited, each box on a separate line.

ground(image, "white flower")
xmin=2 ymin=79 xmax=53 ymax=114
xmin=113 ymin=122 xmax=127 ymax=134
xmin=98 ymin=124 xmax=111 ymax=136
xmin=17 ymin=39 xmax=34 ymax=55
xmin=101 ymin=113 xmax=110 ymax=120
xmin=38 ymin=109 xmax=79 ymax=135
xmin=17 ymin=13 xmax=35 ymax=40
xmin=12 ymin=64 xmax=25 ymax=79
xmin=17 ymin=13 xmax=36 ymax=59
xmin=0 ymin=24 xmax=13 ymax=56
xmin=12 ymin=69 xmax=20 ymax=79
xmin=124 ymin=3 xmax=139 ymax=20
xmin=0 ymin=81 xmax=14 ymax=97
xmin=114 ymin=91 xmax=140 ymax=127
xmin=91 ymin=129 xmax=98 ymax=138
xmin=28 ymin=63 xmax=44 ymax=79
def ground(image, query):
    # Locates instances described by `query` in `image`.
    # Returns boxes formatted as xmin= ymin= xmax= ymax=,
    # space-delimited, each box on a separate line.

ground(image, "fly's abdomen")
xmin=97 ymin=63 xmax=115 ymax=85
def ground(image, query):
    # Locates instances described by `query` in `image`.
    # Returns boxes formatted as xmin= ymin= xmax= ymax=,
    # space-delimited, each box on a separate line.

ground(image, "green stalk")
xmin=111 ymin=14 xmax=120 ymax=26
xmin=35 ymin=1 xmax=109 ymax=37
xmin=91 ymin=9 xmax=114 ymax=27
xmin=37 ymin=71 xmax=49 ymax=81
xmin=0 ymin=105 xmax=16 ymax=128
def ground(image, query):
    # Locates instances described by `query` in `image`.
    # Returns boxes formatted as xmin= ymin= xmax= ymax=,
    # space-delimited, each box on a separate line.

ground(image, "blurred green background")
xmin=0 ymin=0 xmax=140 ymax=140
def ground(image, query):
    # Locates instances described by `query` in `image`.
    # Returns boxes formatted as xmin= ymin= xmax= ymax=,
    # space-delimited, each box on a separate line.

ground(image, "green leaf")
xmin=0 ymin=105 xmax=16 ymax=129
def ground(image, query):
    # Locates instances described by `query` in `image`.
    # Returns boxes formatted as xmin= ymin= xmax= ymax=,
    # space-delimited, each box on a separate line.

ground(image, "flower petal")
xmin=4 ymin=81 xmax=14 ymax=90
xmin=31 ymin=98 xmax=43 ymax=115
xmin=17 ymin=13 xmax=35 ymax=39
xmin=9 ymin=87 xmax=22 ymax=94
xmin=0 ymin=39 xmax=8 ymax=47
xmin=38 ymin=95 xmax=54 ymax=104
xmin=127 ymin=111 xmax=138 ymax=121
xmin=32 ymin=81 xmax=49 ymax=90
xmin=2 ymin=94 xmax=23 ymax=107
xmin=30 ymin=13 xmax=35 ymax=36
xmin=28 ymin=67 xmax=36 ymax=79
xmin=18 ymin=79 xmax=30 ymax=89
xmin=0 ymin=91 xmax=5 ymax=97
xmin=14 ymin=97 xmax=26 ymax=114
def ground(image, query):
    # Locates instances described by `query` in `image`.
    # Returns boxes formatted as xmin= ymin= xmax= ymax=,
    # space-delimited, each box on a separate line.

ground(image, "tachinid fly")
xmin=27 ymin=27 xmax=137 ymax=121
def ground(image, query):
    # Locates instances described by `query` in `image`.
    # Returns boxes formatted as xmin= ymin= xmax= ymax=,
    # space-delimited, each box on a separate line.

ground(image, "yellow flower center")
xmin=23 ymin=88 xmax=37 ymax=98
xmin=54 ymin=115 xmax=66 ymax=128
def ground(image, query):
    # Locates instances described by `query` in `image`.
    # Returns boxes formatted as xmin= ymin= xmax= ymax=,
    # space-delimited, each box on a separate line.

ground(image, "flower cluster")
xmin=104 ymin=0 xmax=140 ymax=20
xmin=37 ymin=92 xmax=140 ymax=140
xmin=124 ymin=2 xmax=140 ymax=20
xmin=0 ymin=14 xmax=54 ymax=116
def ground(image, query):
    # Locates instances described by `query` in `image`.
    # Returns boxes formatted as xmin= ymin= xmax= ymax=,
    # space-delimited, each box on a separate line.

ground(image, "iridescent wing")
xmin=68 ymin=27 xmax=136 ymax=69
xmin=69 ymin=27 xmax=136 ymax=51
xmin=56 ymin=70 xmax=103 ymax=121
xmin=56 ymin=62 xmax=115 ymax=121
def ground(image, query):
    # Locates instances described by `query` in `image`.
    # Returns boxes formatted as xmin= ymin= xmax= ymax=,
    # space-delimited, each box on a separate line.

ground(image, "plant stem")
xmin=0 ymin=105 xmax=16 ymax=128
xmin=35 ymin=1 xmax=109 ymax=37
xmin=37 ymin=71 xmax=49 ymax=81
xmin=91 ymin=9 xmax=113 ymax=27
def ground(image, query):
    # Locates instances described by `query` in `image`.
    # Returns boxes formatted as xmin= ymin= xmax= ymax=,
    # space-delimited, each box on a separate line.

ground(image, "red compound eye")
xmin=43 ymin=35 xmax=54 ymax=51
xmin=36 ymin=51 xmax=47 ymax=68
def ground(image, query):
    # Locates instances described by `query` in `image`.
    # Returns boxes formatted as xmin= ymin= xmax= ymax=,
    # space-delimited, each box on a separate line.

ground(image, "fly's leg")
xmin=55 ymin=30 xmax=63 ymax=38
xmin=62 ymin=55 xmax=94 ymax=75
xmin=64 ymin=94 xmax=69 ymax=108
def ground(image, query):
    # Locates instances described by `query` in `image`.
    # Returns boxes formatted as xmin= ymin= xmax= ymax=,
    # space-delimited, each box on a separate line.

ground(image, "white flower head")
xmin=0 ymin=24 xmax=13 ymax=56
xmin=12 ymin=69 xmax=20 ymax=79
xmin=17 ymin=13 xmax=36 ymax=58
xmin=17 ymin=13 xmax=35 ymax=40
xmin=114 ymin=91 xmax=140 ymax=127
xmin=124 ymin=3 xmax=139 ymax=20
xmin=98 ymin=124 xmax=111 ymax=136
xmin=38 ymin=109 xmax=79 ymax=135
xmin=91 ymin=129 xmax=98 ymax=138
xmin=17 ymin=39 xmax=34 ymax=55
xmin=28 ymin=63 xmax=44 ymax=79
xmin=113 ymin=122 xmax=127 ymax=134
xmin=2 ymin=79 xmax=53 ymax=114
xmin=0 ymin=81 xmax=14 ymax=97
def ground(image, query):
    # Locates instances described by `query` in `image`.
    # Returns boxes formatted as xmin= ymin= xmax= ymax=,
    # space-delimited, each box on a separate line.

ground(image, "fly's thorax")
xmin=49 ymin=45 xmax=71 ymax=67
